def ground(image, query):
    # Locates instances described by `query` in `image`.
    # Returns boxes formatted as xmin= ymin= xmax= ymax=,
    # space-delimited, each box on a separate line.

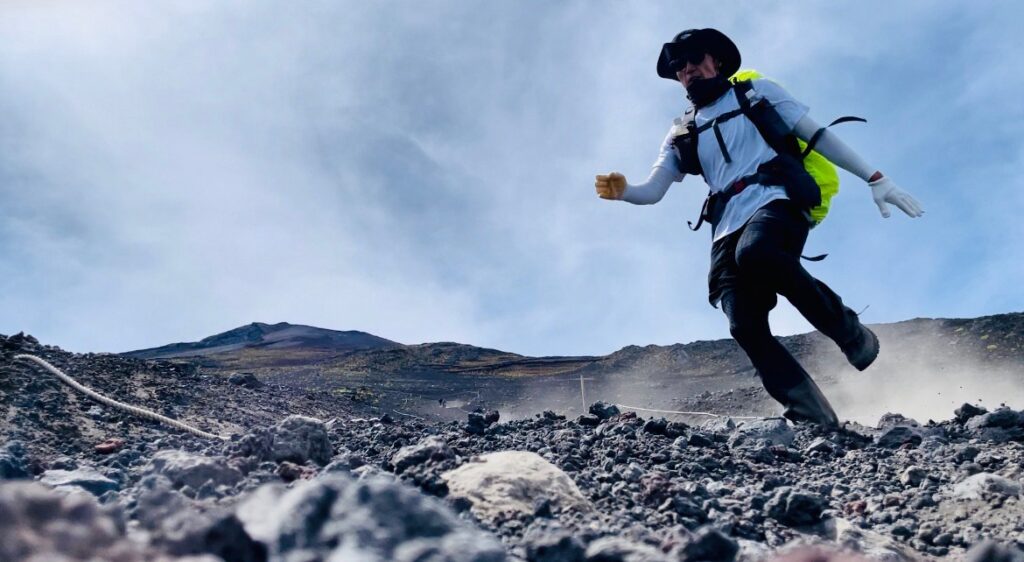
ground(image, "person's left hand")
xmin=869 ymin=177 xmax=924 ymax=218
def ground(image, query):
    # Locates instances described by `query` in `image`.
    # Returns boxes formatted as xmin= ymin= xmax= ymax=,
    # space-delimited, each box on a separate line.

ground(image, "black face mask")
xmin=685 ymin=74 xmax=731 ymax=108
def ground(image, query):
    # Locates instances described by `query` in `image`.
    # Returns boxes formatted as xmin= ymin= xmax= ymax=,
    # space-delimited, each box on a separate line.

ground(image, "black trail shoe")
xmin=843 ymin=325 xmax=879 ymax=371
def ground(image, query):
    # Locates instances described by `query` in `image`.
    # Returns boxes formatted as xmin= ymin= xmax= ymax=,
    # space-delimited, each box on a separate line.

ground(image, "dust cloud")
xmin=821 ymin=331 xmax=1024 ymax=426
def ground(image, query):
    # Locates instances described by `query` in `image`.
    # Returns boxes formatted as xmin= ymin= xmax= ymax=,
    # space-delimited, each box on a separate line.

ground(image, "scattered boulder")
xmin=228 ymin=372 xmax=263 ymax=389
xmin=269 ymin=415 xmax=332 ymax=466
xmin=899 ymin=466 xmax=927 ymax=487
xmin=523 ymin=524 xmax=586 ymax=562
xmin=0 ymin=481 xmax=142 ymax=561
xmin=765 ymin=487 xmax=826 ymax=527
xmin=442 ymin=451 xmax=592 ymax=524
xmin=39 ymin=467 xmax=119 ymax=496
xmin=0 ymin=441 xmax=28 ymax=480
xmin=584 ymin=536 xmax=670 ymax=562
xmin=146 ymin=450 xmax=242 ymax=491
xmin=875 ymin=425 xmax=922 ymax=449
xmin=235 ymin=474 xmax=505 ymax=561
xmin=391 ymin=435 xmax=454 ymax=473
xmin=589 ymin=401 xmax=621 ymax=420
xmin=728 ymin=418 xmax=794 ymax=449
xmin=966 ymin=408 xmax=1021 ymax=430
xmin=679 ymin=526 xmax=738 ymax=561
xmin=951 ymin=473 xmax=1022 ymax=500
xmin=955 ymin=403 xmax=988 ymax=424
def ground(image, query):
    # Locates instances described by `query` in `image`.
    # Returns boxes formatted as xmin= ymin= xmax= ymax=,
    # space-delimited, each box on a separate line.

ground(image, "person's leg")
xmin=734 ymin=201 xmax=877 ymax=369
xmin=720 ymin=286 xmax=839 ymax=426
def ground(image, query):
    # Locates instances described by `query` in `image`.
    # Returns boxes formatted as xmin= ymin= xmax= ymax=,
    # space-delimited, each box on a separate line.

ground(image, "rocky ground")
xmin=4 ymin=331 xmax=1024 ymax=561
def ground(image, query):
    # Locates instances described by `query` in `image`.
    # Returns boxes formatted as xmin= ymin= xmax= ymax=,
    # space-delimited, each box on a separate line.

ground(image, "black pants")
xmin=709 ymin=199 xmax=861 ymax=404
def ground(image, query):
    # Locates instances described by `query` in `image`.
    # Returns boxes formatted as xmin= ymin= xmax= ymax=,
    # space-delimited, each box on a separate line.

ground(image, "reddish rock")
xmin=94 ymin=439 xmax=125 ymax=455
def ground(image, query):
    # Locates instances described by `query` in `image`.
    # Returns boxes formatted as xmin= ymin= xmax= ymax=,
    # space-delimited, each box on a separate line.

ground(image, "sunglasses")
xmin=662 ymin=43 xmax=707 ymax=72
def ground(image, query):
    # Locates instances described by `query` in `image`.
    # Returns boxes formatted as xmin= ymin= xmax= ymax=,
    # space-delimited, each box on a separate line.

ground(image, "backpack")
xmin=673 ymin=69 xmax=864 ymax=229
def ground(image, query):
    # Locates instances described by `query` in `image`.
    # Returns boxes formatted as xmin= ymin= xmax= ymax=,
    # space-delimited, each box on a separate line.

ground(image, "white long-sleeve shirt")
xmin=623 ymin=79 xmax=875 ymax=241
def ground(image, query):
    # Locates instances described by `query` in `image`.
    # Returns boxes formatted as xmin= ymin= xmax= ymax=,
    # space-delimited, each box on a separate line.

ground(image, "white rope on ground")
xmin=14 ymin=354 xmax=227 ymax=441
xmin=614 ymin=403 xmax=762 ymax=420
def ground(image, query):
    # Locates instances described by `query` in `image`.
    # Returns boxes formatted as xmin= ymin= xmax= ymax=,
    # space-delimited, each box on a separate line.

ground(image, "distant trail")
xmin=14 ymin=354 xmax=227 ymax=441
xmin=614 ymin=403 xmax=761 ymax=420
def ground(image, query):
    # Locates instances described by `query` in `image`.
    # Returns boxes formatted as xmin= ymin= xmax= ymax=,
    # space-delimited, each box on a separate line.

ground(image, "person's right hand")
xmin=595 ymin=172 xmax=627 ymax=200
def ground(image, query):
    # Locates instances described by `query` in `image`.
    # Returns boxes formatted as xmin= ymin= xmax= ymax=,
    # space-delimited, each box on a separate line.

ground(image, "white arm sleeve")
xmin=622 ymin=165 xmax=677 ymax=205
xmin=793 ymin=114 xmax=876 ymax=181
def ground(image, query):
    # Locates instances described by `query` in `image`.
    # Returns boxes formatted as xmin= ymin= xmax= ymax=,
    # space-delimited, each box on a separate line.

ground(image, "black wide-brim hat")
xmin=657 ymin=28 xmax=741 ymax=81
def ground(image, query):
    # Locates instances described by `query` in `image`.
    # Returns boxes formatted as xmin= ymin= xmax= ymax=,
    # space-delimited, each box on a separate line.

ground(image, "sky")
xmin=1 ymin=1 xmax=1022 ymax=357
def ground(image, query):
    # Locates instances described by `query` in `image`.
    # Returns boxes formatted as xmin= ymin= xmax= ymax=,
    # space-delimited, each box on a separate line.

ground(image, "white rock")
xmin=950 ymin=473 xmax=1021 ymax=500
xmin=442 ymin=451 xmax=592 ymax=524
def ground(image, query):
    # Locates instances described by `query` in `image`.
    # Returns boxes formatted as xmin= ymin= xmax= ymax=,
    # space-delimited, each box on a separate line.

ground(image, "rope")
xmin=614 ymin=403 xmax=762 ymax=420
xmin=14 ymin=354 xmax=227 ymax=441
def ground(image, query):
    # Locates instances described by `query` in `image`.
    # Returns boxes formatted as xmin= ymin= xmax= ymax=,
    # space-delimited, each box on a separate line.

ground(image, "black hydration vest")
xmin=672 ymin=80 xmax=864 ymax=232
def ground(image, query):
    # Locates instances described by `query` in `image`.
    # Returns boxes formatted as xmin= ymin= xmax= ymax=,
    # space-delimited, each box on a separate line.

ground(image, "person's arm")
xmin=622 ymin=165 xmax=677 ymax=204
xmin=792 ymin=114 xmax=924 ymax=218
xmin=595 ymin=127 xmax=685 ymax=204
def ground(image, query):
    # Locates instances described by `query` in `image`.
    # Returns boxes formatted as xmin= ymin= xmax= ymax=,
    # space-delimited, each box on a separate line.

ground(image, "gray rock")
xmin=0 ymin=481 xmax=141 ymax=561
xmin=0 ymin=441 xmax=28 ymax=480
xmin=228 ymin=372 xmax=263 ymax=389
xmin=728 ymin=418 xmax=794 ymax=449
xmin=270 ymin=415 xmax=332 ymax=466
xmin=965 ymin=540 xmax=1024 ymax=562
xmin=950 ymin=472 xmax=1021 ymax=500
xmin=680 ymin=526 xmax=738 ymax=561
xmin=899 ymin=466 xmax=927 ymax=487
xmin=700 ymin=417 xmax=737 ymax=434
xmin=147 ymin=450 xmax=243 ymax=490
xmin=589 ymin=401 xmax=621 ymax=420
xmin=391 ymin=435 xmax=454 ymax=473
xmin=765 ymin=487 xmax=825 ymax=527
xmin=584 ymin=536 xmax=670 ymax=562
xmin=235 ymin=474 xmax=505 ymax=562
xmin=966 ymin=408 xmax=1022 ymax=430
xmin=577 ymin=414 xmax=601 ymax=427
xmin=875 ymin=425 xmax=922 ymax=449
xmin=39 ymin=467 xmax=119 ymax=496
xmin=955 ymin=403 xmax=988 ymax=423
xmin=523 ymin=525 xmax=585 ymax=562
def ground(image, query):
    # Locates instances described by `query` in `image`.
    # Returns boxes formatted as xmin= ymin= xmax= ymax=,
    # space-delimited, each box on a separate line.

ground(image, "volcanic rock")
xmin=391 ymin=435 xmax=454 ymax=473
xmin=589 ymin=401 xmax=621 ymax=420
xmin=728 ymin=418 xmax=794 ymax=449
xmin=0 ymin=481 xmax=143 ymax=561
xmin=764 ymin=487 xmax=825 ymax=527
xmin=955 ymin=403 xmax=988 ymax=423
xmin=523 ymin=524 xmax=586 ymax=562
xmin=584 ymin=536 xmax=670 ymax=562
xmin=442 ymin=451 xmax=592 ymax=524
xmin=679 ymin=526 xmax=739 ymax=561
xmin=0 ymin=440 xmax=28 ymax=479
xmin=269 ymin=415 xmax=332 ymax=466
xmin=228 ymin=372 xmax=263 ymax=389
xmin=39 ymin=467 xmax=119 ymax=496
xmin=950 ymin=473 xmax=1022 ymax=500
xmin=146 ymin=450 xmax=242 ymax=491
xmin=875 ymin=425 xmax=922 ymax=449
xmin=235 ymin=473 xmax=505 ymax=561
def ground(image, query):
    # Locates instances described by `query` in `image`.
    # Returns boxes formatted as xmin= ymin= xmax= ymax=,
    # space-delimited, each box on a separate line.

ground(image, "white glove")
xmin=869 ymin=177 xmax=924 ymax=218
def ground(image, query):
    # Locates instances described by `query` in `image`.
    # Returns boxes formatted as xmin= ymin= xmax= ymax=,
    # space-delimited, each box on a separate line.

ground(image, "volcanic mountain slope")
xmin=127 ymin=321 xmax=400 ymax=360
xmin=5 ymin=328 xmax=1024 ymax=561
xmin=123 ymin=313 xmax=1024 ymax=424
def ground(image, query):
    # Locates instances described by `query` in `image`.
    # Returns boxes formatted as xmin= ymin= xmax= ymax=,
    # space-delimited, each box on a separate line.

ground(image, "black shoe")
xmin=781 ymin=377 xmax=839 ymax=428
xmin=843 ymin=325 xmax=879 ymax=371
